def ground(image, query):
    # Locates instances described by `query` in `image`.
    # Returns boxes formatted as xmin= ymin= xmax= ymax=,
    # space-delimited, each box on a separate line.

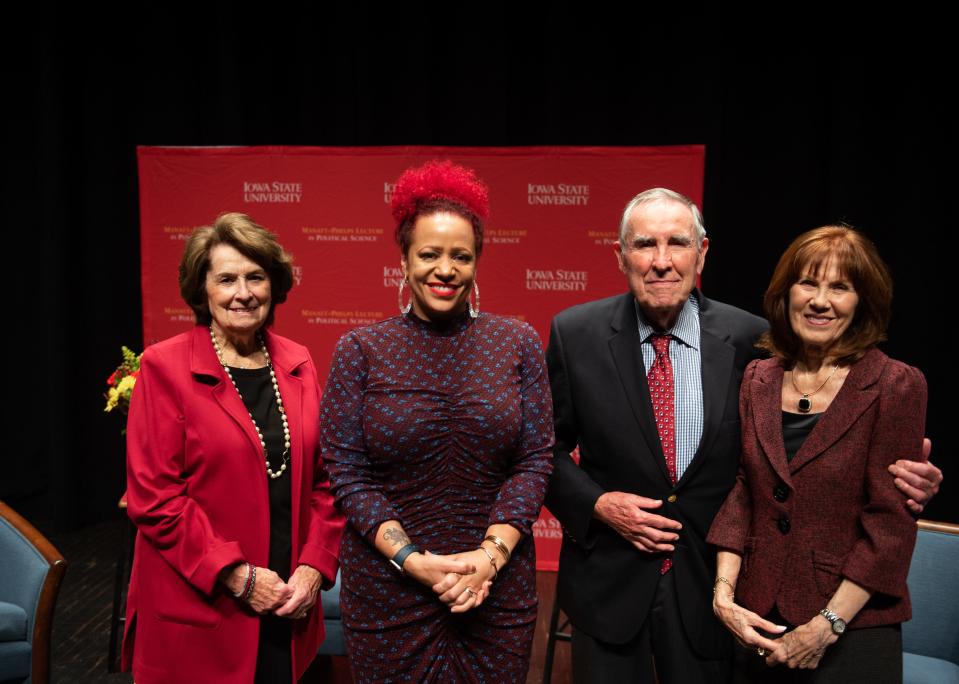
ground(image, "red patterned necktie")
xmin=648 ymin=334 xmax=676 ymax=573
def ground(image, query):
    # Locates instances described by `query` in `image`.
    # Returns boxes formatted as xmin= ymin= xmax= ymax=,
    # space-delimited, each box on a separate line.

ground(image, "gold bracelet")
xmin=713 ymin=576 xmax=735 ymax=596
xmin=477 ymin=545 xmax=499 ymax=580
xmin=484 ymin=535 xmax=511 ymax=563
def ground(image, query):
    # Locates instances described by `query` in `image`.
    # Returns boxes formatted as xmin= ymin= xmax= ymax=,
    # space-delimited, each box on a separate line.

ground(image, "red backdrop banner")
xmin=138 ymin=145 xmax=705 ymax=570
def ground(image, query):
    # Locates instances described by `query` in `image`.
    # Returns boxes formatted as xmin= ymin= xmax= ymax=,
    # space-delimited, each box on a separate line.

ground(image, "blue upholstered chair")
xmin=903 ymin=519 xmax=959 ymax=684
xmin=318 ymin=570 xmax=346 ymax=656
xmin=0 ymin=501 xmax=66 ymax=684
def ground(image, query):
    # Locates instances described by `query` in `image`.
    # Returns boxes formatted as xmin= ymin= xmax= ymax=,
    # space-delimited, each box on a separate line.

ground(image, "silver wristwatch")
xmin=819 ymin=608 xmax=847 ymax=635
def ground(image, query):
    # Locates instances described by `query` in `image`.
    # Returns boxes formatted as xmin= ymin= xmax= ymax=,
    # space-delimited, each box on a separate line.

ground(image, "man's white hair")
xmin=619 ymin=188 xmax=707 ymax=249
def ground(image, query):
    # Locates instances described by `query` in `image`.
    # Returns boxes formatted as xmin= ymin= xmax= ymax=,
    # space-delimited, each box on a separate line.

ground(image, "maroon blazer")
xmin=122 ymin=326 xmax=345 ymax=684
xmin=707 ymin=348 xmax=927 ymax=629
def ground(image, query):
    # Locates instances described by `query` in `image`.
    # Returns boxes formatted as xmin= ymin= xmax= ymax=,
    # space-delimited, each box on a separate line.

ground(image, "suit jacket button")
xmin=773 ymin=484 xmax=789 ymax=503
xmin=667 ymin=494 xmax=678 ymax=503
xmin=777 ymin=515 xmax=791 ymax=534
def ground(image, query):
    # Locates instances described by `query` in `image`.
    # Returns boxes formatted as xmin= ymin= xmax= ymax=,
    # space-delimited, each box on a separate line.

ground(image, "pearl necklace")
xmin=210 ymin=326 xmax=291 ymax=479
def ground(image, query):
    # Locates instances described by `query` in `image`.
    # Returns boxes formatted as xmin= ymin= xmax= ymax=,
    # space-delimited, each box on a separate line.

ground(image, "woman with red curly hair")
xmin=321 ymin=161 xmax=554 ymax=682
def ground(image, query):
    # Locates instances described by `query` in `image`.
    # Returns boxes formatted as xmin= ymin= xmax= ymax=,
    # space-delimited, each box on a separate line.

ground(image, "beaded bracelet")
xmin=242 ymin=564 xmax=257 ymax=602
xmin=230 ymin=562 xmax=253 ymax=598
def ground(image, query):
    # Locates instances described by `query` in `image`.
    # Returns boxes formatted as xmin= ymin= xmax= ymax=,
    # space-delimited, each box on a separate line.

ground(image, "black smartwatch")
xmin=819 ymin=608 xmax=847 ymax=635
xmin=389 ymin=543 xmax=420 ymax=574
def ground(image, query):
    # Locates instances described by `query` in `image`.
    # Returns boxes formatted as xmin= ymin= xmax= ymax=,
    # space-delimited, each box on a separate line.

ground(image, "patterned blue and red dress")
xmin=321 ymin=312 xmax=554 ymax=683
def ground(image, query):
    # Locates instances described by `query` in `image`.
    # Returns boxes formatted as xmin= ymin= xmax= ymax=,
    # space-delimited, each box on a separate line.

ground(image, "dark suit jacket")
xmin=544 ymin=292 xmax=767 ymax=658
xmin=707 ymin=348 xmax=927 ymax=628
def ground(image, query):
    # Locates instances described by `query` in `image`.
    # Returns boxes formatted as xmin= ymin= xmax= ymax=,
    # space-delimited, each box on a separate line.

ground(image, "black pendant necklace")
xmin=790 ymin=364 xmax=838 ymax=413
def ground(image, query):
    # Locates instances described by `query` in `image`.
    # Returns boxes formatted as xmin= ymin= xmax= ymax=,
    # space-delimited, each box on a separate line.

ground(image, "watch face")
xmin=833 ymin=619 xmax=847 ymax=635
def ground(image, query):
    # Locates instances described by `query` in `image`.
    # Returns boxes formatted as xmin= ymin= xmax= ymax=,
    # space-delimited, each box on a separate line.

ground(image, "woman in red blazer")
xmin=707 ymin=226 xmax=927 ymax=683
xmin=122 ymin=213 xmax=344 ymax=684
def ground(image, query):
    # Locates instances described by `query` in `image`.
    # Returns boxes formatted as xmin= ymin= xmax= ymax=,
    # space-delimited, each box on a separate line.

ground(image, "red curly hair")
xmin=391 ymin=160 xmax=489 ymax=257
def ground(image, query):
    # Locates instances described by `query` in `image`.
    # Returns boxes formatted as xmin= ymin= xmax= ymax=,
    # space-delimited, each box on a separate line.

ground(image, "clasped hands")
xmin=404 ymin=548 xmax=498 ymax=614
xmin=224 ymin=563 xmax=322 ymax=619
xmin=713 ymin=589 xmax=837 ymax=669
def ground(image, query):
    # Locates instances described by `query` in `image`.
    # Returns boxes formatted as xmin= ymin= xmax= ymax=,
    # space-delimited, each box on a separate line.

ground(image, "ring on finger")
xmin=465 ymin=587 xmax=476 ymax=598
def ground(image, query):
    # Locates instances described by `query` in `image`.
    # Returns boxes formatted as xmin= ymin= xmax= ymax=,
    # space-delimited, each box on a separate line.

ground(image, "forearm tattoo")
xmin=383 ymin=527 xmax=411 ymax=548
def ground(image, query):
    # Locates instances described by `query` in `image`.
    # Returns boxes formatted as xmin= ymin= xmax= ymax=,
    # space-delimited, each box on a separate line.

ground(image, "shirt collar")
xmin=634 ymin=294 xmax=701 ymax=350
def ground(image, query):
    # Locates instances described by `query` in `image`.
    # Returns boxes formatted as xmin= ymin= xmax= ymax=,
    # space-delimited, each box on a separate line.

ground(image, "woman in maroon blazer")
xmin=707 ymin=226 xmax=927 ymax=682
xmin=123 ymin=213 xmax=344 ymax=684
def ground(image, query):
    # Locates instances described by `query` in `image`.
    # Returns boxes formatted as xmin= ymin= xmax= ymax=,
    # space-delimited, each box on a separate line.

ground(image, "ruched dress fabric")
xmin=321 ymin=312 xmax=554 ymax=683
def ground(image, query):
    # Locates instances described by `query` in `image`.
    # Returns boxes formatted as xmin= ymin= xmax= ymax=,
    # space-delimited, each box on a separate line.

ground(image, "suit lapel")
xmin=789 ymin=349 xmax=884 ymax=473
xmin=749 ymin=362 xmax=793 ymax=485
xmin=678 ymin=325 xmax=733 ymax=486
xmin=189 ymin=326 xmax=265 ymax=460
xmin=607 ymin=295 xmax=673 ymax=486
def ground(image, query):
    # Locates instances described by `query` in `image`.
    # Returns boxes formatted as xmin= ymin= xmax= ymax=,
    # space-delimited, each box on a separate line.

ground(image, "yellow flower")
xmin=117 ymin=375 xmax=136 ymax=397
xmin=105 ymin=387 xmax=120 ymax=412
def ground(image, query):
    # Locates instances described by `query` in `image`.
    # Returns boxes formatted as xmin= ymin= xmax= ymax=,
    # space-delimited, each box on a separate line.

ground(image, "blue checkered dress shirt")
xmin=635 ymin=295 xmax=703 ymax=479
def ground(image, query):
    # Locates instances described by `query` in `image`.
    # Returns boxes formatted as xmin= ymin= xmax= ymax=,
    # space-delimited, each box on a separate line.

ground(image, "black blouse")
xmin=782 ymin=410 xmax=822 ymax=462
xmin=229 ymin=365 xmax=293 ymax=682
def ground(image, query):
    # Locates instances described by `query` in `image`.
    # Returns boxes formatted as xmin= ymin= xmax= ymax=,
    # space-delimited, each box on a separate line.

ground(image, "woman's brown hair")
xmin=179 ymin=213 xmax=294 ymax=326
xmin=757 ymin=225 xmax=892 ymax=365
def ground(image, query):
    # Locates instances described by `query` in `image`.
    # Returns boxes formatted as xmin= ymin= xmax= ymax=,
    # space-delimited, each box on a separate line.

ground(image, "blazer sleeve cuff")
xmin=298 ymin=544 xmax=340 ymax=589
xmin=545 ymin=452 xmax=605 ymax=548
xmin=706 ymin=506 xmax=748 ymax=553
xmin=705 ymin=530 xmax=746 ymax=554
xmin=189 ymin=541 xmax=246 ymax=595
xmin=842 ymin=551 xmax=911 ymax=599
xmin=705 ymin=472 xmax=751 ymax=553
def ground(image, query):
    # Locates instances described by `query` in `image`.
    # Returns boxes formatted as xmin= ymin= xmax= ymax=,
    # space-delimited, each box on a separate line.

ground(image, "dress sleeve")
xmin=297 ymin=352 xmax=345 ymax=588
xmin=840 ymin=362 xmax=927 ymax=597
xmin=706 ymin=359 xmax=759 ymax=554
xmin=321 ymin=331 xmax=403 ymax=546
xmin=125 ymin=347 xmax=245 ymax=594
xmin=488 ymin=323 xmax=555 ymax=536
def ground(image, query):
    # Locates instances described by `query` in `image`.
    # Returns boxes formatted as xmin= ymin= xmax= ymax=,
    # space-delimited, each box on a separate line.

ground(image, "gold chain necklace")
xmin=790 ymin=364 xmax=838 ymax=413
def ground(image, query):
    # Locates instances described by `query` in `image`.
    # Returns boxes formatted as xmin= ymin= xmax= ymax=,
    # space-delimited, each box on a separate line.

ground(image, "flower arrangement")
xmin=104 ymin=346 xmax=142 ymax=415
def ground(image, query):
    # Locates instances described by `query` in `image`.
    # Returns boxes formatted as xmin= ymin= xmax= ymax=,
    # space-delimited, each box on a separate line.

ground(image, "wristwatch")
xmin=819 ymin=608 xmax=847 ymax=635
xmin=389 ymin=543 xmax=420 ymax=574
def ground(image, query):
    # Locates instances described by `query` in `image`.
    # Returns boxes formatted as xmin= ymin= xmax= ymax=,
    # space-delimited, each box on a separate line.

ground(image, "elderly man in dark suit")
xmin=543 ymin=188 xmax=940 ymax=683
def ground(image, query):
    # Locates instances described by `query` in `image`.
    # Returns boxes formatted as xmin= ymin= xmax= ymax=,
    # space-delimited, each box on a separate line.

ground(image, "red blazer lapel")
xmin=789 ymin=349 xmax=885 ymax=474
xmin=750 ymin=360 xmax=792 ymax=487
xmin=188 ymin=326 xmax=266 ymax=464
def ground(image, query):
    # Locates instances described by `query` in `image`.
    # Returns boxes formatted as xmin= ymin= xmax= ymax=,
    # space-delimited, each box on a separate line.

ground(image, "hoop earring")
xmin=398 ymin=278 xmax=412 ymax=315
xmin=468 ymin=281 xmax=480 ymax=319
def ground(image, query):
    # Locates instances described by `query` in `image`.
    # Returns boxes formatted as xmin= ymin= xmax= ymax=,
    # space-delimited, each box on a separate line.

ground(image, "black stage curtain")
xmin=7 ymin=12 xmax=951 ymax=529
